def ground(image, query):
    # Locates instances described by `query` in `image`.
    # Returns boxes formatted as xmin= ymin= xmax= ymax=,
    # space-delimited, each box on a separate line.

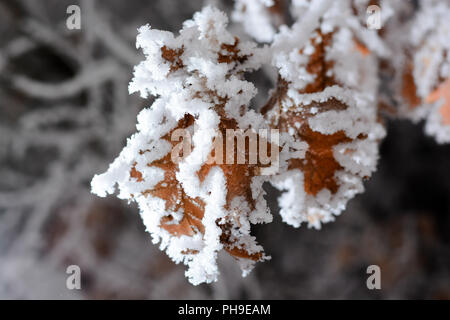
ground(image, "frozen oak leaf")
xmin=91 ymin=7 xmax=274 ymax=285
xmin=395 ymin=1 xmax=450 ymax=143
xmin=263 ymin=0 xmax=385 ymax=229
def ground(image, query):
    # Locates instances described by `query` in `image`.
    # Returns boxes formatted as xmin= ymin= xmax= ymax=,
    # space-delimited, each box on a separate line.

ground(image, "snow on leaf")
xmin=426 ymin=79 xmax=450 ymax=125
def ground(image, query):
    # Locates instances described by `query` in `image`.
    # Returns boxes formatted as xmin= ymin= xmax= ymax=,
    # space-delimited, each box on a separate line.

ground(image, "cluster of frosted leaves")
xmin=392 ymin=0 xmax=450 ymax=144
xmin=262 ymin=0 xmax=385 ymax=229
xmin=91 ymin=1 xmax=389 ymax=285
xmin=91 ymin=7 xmax=274 ymax=285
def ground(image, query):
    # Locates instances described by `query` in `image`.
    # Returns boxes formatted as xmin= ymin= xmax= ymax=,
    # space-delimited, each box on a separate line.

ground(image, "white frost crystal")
xmin=232 ymin=0 xmax=282 ymax=43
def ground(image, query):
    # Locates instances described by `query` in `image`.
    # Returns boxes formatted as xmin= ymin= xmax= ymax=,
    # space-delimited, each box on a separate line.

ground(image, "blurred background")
xmin=0 ymin=0 xmax=449 ymax=299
